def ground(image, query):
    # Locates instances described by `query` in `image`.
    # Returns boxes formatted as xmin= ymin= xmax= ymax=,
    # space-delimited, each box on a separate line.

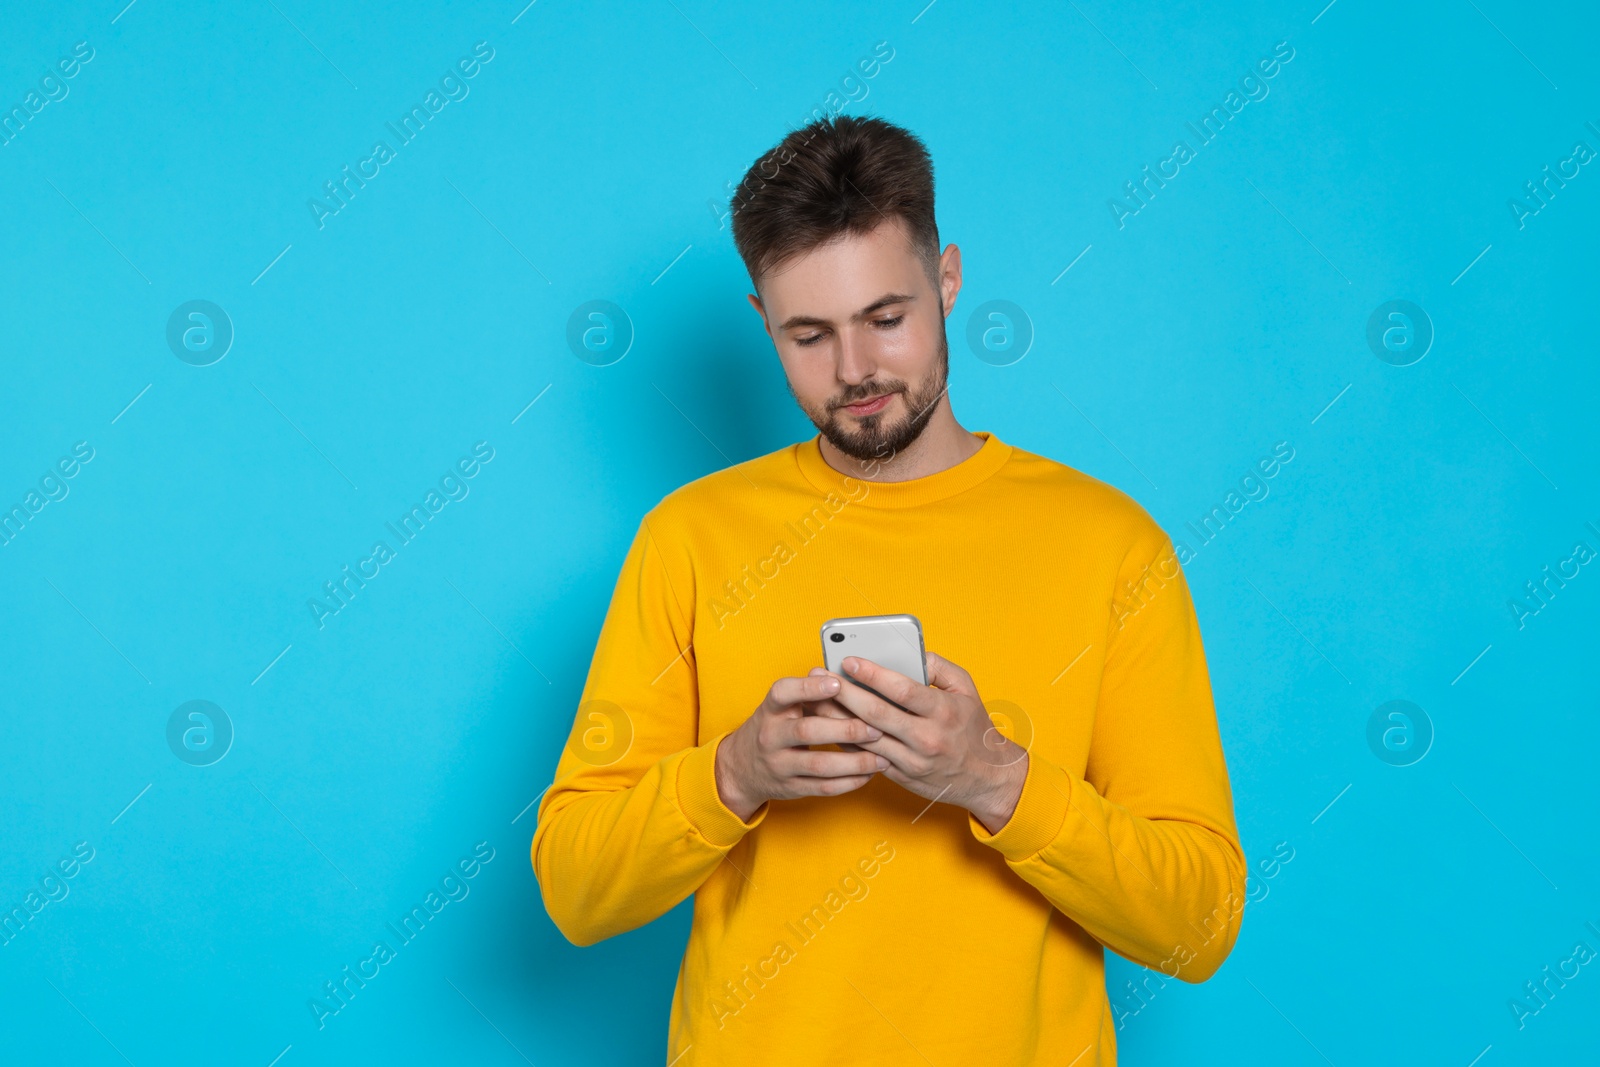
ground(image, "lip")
xmin=841 ymin=393 xmax=895 ymax=417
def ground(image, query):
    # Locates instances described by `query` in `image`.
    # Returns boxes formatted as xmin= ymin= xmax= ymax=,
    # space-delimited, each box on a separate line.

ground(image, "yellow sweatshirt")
xmin=532 ymin=430 xmax=1246 ymax=1066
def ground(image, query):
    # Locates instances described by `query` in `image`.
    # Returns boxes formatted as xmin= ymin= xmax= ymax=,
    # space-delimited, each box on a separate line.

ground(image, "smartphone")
xmin=821 ymin=614 xmax=928 ymax=700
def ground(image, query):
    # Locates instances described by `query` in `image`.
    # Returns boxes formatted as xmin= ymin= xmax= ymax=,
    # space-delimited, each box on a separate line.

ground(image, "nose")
xmin=835 ymin=325 xmax=875 ymax=387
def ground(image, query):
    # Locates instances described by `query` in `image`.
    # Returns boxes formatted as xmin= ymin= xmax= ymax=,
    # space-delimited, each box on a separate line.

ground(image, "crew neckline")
xmin=794 ymin=430 xmax=1013 ymax=509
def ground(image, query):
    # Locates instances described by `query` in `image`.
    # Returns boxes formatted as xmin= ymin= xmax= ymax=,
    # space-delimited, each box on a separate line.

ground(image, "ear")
xmin=746 ymin=292 xmax=770 ymax=335
xmin=938 ymin=243 xmax=962 ymax=320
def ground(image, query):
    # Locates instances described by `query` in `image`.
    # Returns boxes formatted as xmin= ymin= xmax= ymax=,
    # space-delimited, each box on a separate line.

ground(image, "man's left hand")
xmin=809 ymin=651 xmax=1028 ymax=834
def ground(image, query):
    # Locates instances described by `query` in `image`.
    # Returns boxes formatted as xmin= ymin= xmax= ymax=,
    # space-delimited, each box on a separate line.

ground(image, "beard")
xmin=796 ymin=325 xmax=950 ymax=468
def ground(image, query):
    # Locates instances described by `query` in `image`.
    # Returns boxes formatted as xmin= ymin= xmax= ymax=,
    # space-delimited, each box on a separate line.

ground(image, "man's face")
xmin=748 ymin=216 xmax=961 ymax=466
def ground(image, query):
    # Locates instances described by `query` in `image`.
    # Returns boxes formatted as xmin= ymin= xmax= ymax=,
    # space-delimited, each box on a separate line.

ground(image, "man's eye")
xmin=873 ymin=315 xmax=904 ymax=329
xmin=795 ymin=333 xmax=825 ymax=347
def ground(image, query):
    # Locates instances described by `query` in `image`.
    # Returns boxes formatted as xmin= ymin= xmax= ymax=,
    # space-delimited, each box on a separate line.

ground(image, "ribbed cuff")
xmin=675 ymin=730 xmax=768 ymax=848
xmin=969 ymin=752 xmax=1074 ymax=862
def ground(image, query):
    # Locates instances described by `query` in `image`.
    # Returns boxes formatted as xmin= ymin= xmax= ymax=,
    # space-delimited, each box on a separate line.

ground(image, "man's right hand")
xmin=713 ymin=674 xmax=888 ymax=822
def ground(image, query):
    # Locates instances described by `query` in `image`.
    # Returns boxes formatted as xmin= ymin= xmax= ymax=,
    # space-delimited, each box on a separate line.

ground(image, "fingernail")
xmin=875 ymin=756 xmax=889 ymax=770
xmin=844 ymin=658 xmax=858 ymax=673
xmin=825 ymin=676 xmax=839 ymax=690
xmin=867 ymin=727 xmax=883 ymax=740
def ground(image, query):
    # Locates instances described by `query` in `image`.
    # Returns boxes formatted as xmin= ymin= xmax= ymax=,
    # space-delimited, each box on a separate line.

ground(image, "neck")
xmin=817 ymin=400 xmax=984 ymax=484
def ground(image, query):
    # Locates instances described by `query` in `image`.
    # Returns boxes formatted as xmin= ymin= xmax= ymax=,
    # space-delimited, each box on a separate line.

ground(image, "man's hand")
xmin=818 ymin=651 xmax=1029 ymax=834
xmin=714 ymin=674 xmax=889 ymax=822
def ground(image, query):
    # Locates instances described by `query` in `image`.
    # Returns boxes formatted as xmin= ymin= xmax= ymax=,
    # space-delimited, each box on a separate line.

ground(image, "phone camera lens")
xmin=829 ymin=632 xmax=844 ymax=643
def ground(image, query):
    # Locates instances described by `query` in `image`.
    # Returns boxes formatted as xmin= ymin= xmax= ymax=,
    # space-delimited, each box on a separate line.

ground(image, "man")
xmin=532 ymin=115 xmax=1245 ymax=1065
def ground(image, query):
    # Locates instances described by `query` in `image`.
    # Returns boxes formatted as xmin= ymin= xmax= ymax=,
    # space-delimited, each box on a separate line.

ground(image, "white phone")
xmin=821 ymin=614 xmax=928 ymax=701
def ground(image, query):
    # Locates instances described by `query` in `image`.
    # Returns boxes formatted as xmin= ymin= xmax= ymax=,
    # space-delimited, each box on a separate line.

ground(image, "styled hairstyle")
xmin=730 ymin=115 xmax=941 ymax=294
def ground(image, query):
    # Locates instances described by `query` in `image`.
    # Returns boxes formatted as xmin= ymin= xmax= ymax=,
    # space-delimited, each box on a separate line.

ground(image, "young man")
xmin=532 ymin=115 xmax=1245 ymax=1065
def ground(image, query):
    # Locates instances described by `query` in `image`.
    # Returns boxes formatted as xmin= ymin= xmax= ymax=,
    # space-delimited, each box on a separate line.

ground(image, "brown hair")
xmin=730 ymin=115 xmax=941 ymax=294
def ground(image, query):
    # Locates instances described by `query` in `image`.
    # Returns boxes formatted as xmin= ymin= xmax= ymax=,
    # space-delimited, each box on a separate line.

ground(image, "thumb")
xmin=925 ymin=650 xmax=975 ymax=695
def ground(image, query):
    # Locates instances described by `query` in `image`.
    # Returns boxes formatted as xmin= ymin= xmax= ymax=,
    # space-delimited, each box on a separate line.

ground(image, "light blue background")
xmin=2 ymin=1 xmax=1596 ymax=1063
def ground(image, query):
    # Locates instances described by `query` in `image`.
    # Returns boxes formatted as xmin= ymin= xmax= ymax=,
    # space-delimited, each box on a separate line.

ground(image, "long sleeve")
xmin=531 ymin=512 xmax=765 ymax=947
xmin=967 ymin=525 xmax=1247 ymax=981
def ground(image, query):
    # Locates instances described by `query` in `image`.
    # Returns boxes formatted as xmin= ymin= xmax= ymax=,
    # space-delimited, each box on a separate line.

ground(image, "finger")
xmin=774 ymin=747 xmax=886 ymax=779
xmin=801 ymin=695 xmax=863 ymax=746
xmin=841 ymin=656 xmax=936 ymax=715
xmin=781 ymin=774 xmax=876 ymax=798
xmin=807 ymin=696 xmax=857 ymax=719
xmin=925 ymin=650 xmax=976 ymax=696
xmin=764 ymin=673 xmax=844 ymax=713
xmin=804 ymin=667 xmax=858 ymax=710
xmin=780 ymin=713 xmax=883 ymax=748
xmin=827 ymin=670 xmax=925 ymax=739
xmin=854 ymin=731 xmax=922 ymax=773
xmin=827 ymin=683 xmax=923 ymax=750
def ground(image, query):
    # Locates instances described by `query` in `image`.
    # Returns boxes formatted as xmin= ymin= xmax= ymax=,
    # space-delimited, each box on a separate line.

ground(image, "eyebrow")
xmin=777 ymin=292 xmax=916 ymax=332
